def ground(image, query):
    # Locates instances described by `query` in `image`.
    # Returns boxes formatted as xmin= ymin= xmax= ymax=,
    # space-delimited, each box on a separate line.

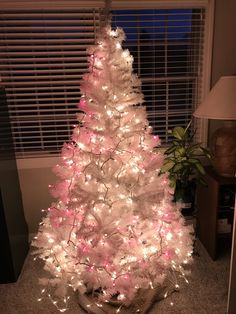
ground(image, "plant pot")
xmin=174 ymin=181 xmax=196 ymax=216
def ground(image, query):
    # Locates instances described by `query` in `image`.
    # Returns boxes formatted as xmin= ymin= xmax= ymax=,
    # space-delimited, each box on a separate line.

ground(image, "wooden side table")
xmin=195 ymin=166 xmax=236 ymax=260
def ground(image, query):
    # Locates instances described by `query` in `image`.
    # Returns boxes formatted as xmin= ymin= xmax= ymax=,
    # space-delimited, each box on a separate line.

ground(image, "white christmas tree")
xmin=33 ymin=26 xmax=193 ymax=312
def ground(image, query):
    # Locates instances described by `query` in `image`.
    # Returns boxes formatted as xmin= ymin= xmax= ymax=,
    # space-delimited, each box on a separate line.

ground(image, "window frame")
xmin=111 ymin=0 xmax=215 ymax=147
xmin=0 ymin=0 xmax=215 ymax=162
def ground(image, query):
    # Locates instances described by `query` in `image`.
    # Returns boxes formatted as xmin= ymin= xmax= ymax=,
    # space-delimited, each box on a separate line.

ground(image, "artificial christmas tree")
xmin=33 ymin=26 xmax=193 ymax=313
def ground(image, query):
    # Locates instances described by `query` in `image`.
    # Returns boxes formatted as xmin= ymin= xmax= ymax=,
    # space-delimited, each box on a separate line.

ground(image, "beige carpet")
xmin=0 ymin=239 xmax=230 ymax=314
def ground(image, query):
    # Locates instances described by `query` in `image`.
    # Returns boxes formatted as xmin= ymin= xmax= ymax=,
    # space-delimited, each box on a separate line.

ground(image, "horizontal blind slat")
xmin=0 ymin=68 xmax=88 ymax=75
xmin=0 ymin=50 xmax=90 ymax=56
xmin=1 ymin=57 xmax=87 ymax=63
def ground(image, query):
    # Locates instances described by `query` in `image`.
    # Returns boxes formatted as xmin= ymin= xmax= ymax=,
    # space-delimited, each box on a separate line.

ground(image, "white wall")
xmin=209 ymin=0 xmax=236 ymax=138
xmin=210 ymin=3 xmax=236 ymax=312
xmin=17 ymin=157 xmax=59 ymax=236
xmin=211 ymin=0 xmax=236 ymax=85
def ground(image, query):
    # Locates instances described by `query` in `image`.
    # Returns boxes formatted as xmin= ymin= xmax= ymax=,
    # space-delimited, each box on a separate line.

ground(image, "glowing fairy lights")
xmin=32 ymin=26 xmax=193 ymax=312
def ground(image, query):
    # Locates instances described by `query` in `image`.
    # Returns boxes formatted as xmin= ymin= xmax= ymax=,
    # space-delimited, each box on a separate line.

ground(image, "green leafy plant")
xmin=160 ymin=122 xmax=211 ymax=211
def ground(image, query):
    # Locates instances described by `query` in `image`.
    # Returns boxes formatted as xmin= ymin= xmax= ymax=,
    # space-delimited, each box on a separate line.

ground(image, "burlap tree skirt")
xmin=77 ymin=284 xmax=174 ymax=314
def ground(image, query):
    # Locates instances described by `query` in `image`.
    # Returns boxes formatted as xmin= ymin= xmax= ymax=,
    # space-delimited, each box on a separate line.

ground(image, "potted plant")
xmin=160 ymin=121 xmax=211 ymax=216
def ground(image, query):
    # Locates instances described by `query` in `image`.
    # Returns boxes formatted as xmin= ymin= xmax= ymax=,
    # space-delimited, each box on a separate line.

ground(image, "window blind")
xmin=112 ymin=8 xmax=206 ymax=144
xmin=0 ymin=3 xmax=209 ymax=158
xmin=0 ymin=7 xmax=103 ymax=158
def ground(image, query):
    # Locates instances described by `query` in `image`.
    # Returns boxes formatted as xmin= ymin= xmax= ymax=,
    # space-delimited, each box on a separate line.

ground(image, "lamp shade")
xmin=193 ymin=76 xmax=236 ymax=177
xmin=193 ymin=76 xmax=236 ymax=120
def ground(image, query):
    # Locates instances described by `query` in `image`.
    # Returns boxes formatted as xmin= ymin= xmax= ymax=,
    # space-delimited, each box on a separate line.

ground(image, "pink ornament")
xmin=78 ymin=98 xmax=87 ymax=110
xmin=164 ymin=249 xmax=175 ymax=260
xmin=153 ymin=135 xmax=161 ymax=146
xmin=49 ymin=180 xmax=70 ymax=203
